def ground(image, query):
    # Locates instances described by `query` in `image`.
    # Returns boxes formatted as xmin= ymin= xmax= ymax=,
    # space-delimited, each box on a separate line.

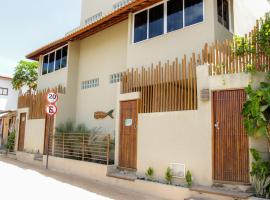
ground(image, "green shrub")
xmin=145 ymin=167 xmax=154 ymax=181
xmin=6 ymin=131 xmax=16 ymax=152
xmin=165 ymin=167 xmax=173 ymax=184
xmin=185 ymin=170 xmax=193 ymax=187
xmin=250 ymin=148 xmax=270 ymax=198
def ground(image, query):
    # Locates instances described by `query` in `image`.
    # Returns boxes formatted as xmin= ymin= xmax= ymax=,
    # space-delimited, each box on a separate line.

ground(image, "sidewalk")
xmin=0 ymin=156 xmax=168 ymax=200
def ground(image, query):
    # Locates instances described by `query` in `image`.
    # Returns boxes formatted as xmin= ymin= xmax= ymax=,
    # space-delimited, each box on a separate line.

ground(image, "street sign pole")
xmin=45 ymin=92 xmax=58 ymax=170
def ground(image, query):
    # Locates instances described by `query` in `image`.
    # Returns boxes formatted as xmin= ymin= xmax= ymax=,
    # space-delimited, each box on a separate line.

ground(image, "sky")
xmin=0 ymin=0 xmax=81 ymax=77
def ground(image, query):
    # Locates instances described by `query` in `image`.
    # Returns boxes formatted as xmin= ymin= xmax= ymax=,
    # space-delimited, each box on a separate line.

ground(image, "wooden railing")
xmin=18 ymin=85 xmax=65 ymax=119
xmin=122 ymin=56 xmax=198 ymax=113
xmin=49 ymin=133 xmax=112 ymax=165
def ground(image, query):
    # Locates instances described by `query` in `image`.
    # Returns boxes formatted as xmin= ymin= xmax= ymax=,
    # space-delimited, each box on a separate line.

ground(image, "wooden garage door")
xmin=18 ymin=113 xmax=26 ymax=151
xmin=119 ymin=100 xmax=138 ymax=169
xmin=213 ymin=89 xmax=249 ymax=183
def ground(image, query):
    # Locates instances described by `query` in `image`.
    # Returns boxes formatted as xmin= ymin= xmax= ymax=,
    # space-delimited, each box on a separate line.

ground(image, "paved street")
xmin=0 ymin=156 xmax=166 ymax=200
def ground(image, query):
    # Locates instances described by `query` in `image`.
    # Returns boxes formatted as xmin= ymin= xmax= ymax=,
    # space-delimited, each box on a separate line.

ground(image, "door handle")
xmin=214 ymin=122 xmax=219 ymax=130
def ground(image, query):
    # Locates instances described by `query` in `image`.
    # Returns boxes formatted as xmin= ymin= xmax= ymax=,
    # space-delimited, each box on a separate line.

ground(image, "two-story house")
xmin=0 ymin=75 xmax=18 ymax=148
xmin=16 ymin=0 xmax=270 ymax=197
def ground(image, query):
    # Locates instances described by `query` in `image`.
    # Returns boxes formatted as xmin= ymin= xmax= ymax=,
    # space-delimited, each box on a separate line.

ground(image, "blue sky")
xmin=0 ymin=0 xmax=81 ymax=77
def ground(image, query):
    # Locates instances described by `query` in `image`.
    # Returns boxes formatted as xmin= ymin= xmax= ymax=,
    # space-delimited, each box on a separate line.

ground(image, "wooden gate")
xmin=213 ymin=89 xmax=249 ymax=183
xmin=119 ymin=100 xmax=138 ymax=169
xmin=18 ymin=113 xmax=26 ymax=151
xmin=43 ymin=114 xmax=54 ymax=155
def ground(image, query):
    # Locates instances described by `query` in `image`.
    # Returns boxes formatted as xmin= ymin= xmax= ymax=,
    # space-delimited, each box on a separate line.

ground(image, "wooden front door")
xmin=119 ymin=100 xmax=138 ymax=169
xmin=213 ymin=89 xmax=249 ymax=183
xmin=43 ymin=114 xmax=54 ymax=155
xmin=18 ymin=113 xmax=26 ymax=151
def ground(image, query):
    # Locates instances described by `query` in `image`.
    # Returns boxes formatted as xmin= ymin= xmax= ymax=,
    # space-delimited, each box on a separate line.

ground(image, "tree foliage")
xmin=242 ymin=75 xmax=270 ymax=144
xmin=12 ymin=60 xmax=38 ymax=91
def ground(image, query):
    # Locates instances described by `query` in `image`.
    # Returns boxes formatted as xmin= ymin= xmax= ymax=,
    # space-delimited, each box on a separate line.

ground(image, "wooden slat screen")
xmin=49 ymin=133 xmax=112 ymax=165
xmin=18 ymin=85 xmax=65 ymax=119
xmin=121 ymin=57 xmax=198 ymax=113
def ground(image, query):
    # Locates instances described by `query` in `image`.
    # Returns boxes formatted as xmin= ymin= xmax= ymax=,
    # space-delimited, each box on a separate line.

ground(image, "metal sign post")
xmin=45 ymin=92 xmax=58 ymax=169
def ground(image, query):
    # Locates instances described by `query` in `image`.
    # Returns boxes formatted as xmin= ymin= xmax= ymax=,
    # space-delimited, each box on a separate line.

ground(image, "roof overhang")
xmin=26 ymin=0 xmax=162 ymax=61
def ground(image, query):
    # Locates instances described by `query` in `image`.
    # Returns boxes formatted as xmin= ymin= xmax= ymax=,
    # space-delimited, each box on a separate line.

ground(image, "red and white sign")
xmin=46 ymin=104 xmax=58 ymax=116
xmin=46 ymin=92 xmax=58 ymax=104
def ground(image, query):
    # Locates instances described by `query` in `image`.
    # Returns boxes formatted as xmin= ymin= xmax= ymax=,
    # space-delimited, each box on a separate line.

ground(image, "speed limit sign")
xmin=47 ymin=92 xmax=58 ymax=104
xmin=46 ymin=104 xmax=58 ymax=116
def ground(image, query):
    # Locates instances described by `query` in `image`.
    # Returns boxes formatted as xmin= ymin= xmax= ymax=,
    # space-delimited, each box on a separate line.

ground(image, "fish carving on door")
xmin=94 ymin=109 xmax=114 ymax=119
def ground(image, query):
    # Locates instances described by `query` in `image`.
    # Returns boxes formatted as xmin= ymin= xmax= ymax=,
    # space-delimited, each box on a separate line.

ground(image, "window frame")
xmin=217 ymin=0 xmax=232 ymax=31
xmin=41 ymin=45 xmax=69 ymax=76
xmin=132 ymin=0 xmax=205 ymax=44
xmin=0 ymin=87 xmax=8 ymax=96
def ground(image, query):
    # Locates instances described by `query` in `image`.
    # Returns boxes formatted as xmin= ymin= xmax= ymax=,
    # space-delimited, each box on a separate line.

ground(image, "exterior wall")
xmin=16 ymin=108 xmax=45 ymax=154
xmin=74 ymin=20 xmax=128 ymax=133
xmin=80 ymin=0 xmax=119 ymax=26
xmin=234 ymin=0 xmax=270 ymax=36
xmin=0 ymin=77 xmax=18 ymax=111
xmin=126 ymin=0 xmax=217 ymax=68
xmin=55 ymin=42 xmax=80 ymax=126
xmin=37 ymin=58 xmax=68 ymax=91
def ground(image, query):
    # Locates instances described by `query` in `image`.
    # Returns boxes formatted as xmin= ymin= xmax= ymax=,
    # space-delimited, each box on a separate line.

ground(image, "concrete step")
xmin=107 ymin=168 xmax=137 ymax=181
xmin=190 ymin=185 xmax=253 ymax=200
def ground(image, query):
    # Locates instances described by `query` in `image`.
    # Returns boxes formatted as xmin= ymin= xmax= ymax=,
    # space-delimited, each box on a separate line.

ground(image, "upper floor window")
xmin=133 ymin=0 xmax=204 ymax=43
xmin=42 ymin=46 xmax=68 ymax=75
xmin=0 ymin=87 xmax=8 ymax=96
xmin=217 ymin=0 xmax=230 ymax=30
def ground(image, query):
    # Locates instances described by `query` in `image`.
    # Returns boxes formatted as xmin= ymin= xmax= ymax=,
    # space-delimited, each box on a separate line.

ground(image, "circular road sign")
xmin=46 ymin=104 xmax=58 ymax=116
xmin=47 ymin=92 xmax=58 ymax=104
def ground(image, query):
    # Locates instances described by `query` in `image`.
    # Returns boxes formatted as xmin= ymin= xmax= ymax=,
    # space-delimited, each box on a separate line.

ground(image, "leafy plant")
xmin=185 ymin=170 xmax=193 ymax=187
xmin=6 ymin=131 xmax=16 ymax=152
xmin=256 ymin=19 xmax=270 ymax=56
xmin=145 ymin=167 xmax=154 ymax=181
xmin=165 ymin=167 xmax=173 ymax=184
xmin=250 ymin=148 xmax=270 ymax=198
xmin=12 ymin=60 xmax=38 ymax=92
xmin=232 ymin=35 xmax=255 ymax=56
xmin=242 ymin=78 xmax=270 ymax=145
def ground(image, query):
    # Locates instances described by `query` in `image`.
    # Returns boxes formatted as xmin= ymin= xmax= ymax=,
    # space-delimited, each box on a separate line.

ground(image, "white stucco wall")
xmin=16 ymin=108 xmax=46 ymax=154
xmin=0 ymin=77 xmax=18 ymax=111
xmin=74 ymin=20 xmax=128 ymax=134
xmin=234 ymin=0 xmax=270 ymax=36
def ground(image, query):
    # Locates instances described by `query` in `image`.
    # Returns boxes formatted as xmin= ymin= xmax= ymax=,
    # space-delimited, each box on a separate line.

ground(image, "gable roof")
xmin=26 ymin=0 xmax=161 ymax=61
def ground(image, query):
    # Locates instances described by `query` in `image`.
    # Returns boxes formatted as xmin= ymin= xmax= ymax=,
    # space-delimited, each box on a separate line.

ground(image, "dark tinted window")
xmin=223 ymin=0 xmax=229 ymax=29
xmin=61 ymin=46 xmax=68 ymax=68
xmin=134 ymin=11 xmax=148 ymax=43
xmin=184 ymin=0 xmax=203 ymax=27
xmin=217 ymin=0 xmax=223 ymax=23
xmin=55 ymin=49 xmax=62 ymax=71
xmin=42 ymin=55 xmax=49 ymax=75
xmin=48 ymin=52 xmax=55 ymax=73
xmin=149 ymin=4 xmax=164 ymax=38
xmin=167 ymin=0 xmax=183 ymax=32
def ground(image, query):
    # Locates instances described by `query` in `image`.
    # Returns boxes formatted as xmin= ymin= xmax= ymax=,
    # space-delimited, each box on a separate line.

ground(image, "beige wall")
xmin=16 ymin=108 xmax=46 ymax=154
xmin=126 ymin=0 xmax=217 ymax=68
xmin=37 ymin=56 xmax=68 ymax=91
xmin=80 ymin=0 xmax=119 ymax=26
xmin=55 ymin=42 xmax=80 ymax=126
xmin=74 ymin=20 xmax=128 ymax=133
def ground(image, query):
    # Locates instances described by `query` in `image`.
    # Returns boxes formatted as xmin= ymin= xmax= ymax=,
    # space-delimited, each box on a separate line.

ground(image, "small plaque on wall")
xmin=200 ymin=89 xmax=210 ymax=101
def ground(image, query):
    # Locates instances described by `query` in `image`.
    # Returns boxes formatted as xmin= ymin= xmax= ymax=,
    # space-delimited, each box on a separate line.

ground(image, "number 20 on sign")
xmin=46 ymin=92 xmax=58 ymax=116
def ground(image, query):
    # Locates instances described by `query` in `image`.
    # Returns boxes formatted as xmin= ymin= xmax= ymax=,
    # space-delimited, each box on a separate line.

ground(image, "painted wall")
xmin=80 ymin=0 xmax=120 ymax=26
xmin=0 ymin=77 xmax=18 ymax=111
xmin=16 ymin=108 xmax=46 ymax=154
xmin=126 ymin=0 xmax=218 ymax=68
xmin=74 ymin=20 xmax=128 ymax=134
xmin=234 ymin=0 xmax=270 ymax=36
